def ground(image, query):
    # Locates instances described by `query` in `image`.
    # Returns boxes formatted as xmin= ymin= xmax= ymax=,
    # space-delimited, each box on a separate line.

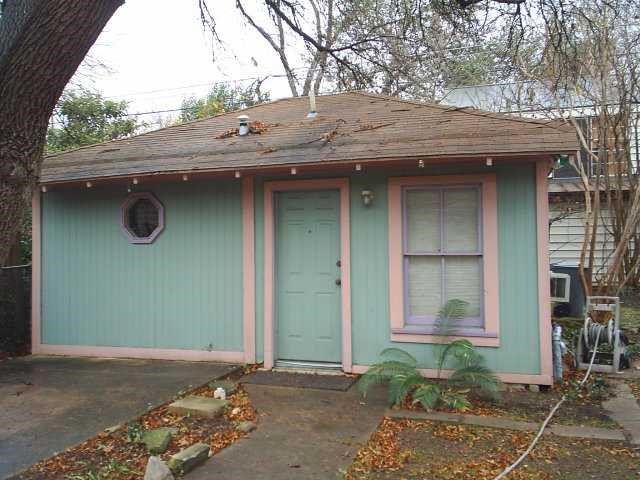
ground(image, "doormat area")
xmin=240 ymin=370 xmax=357 ymax=391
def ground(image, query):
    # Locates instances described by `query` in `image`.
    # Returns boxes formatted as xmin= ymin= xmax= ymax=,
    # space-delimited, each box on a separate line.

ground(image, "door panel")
xmin=275 ymin=189 xmax=341 ymax=363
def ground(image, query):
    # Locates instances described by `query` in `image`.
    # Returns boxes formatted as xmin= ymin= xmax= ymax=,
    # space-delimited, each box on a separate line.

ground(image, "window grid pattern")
xmin=402 ymin=185 xmax=484 ymax=328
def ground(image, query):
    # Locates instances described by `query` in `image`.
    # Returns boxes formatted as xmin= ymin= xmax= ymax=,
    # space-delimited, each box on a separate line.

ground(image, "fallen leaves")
xmin=19 ymin=381 xmax=257 ymax=479
xmin=215 ymin=120 xmax=274 ymax=139
xmin=345 ymin=418 xmax=640 ymax=480
xmin=345 ymin=417 xmax=415 ymax=478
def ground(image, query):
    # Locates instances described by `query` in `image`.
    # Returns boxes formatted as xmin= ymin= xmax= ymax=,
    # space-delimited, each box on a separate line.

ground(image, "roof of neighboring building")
xmin=41 ymin=91 xmax=579 ymax=183
xmin=442 ymin=81 xmax=597 ymax=113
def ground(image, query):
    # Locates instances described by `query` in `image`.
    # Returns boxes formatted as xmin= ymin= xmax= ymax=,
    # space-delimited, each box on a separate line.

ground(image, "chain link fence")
xmin=0 ymin=264 xmax=31 ymax=354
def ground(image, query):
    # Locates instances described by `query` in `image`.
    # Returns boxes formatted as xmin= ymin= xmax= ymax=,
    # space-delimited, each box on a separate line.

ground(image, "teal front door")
xmin=275 ymin=189 xmax=342 ymax=364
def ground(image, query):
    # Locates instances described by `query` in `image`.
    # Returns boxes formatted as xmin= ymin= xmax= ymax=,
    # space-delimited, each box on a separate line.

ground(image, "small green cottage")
xmin=33 ymin=92 xmax=578 ymax=385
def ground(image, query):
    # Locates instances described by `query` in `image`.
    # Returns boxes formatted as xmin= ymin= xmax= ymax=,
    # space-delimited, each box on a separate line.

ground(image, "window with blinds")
xmin=403 ymin=185 xmax=483 ymax=327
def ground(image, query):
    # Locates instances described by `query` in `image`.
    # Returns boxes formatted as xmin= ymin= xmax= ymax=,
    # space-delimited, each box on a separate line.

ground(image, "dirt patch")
xmin=395 ymin=373 xmax=618 ymax=430
xmin=346 ymin=419 xmax=639 ymax=480
xmin=467 ymin=388 xmax=618 ymax=429
xmin=13 ymin=376 xmax=256 ymax=480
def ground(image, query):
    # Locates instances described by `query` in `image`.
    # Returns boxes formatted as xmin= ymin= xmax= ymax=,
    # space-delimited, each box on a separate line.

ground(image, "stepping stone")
xmin=142 ymin=427 xmax=174 ymax=454
xmin=144 ymin=456 xmax=174 ymax=480
xmin=168 ymin=396 xmax=228 ymax=418
xmin=603 ymin=380 xmax=640 ymax=445
xmin=168 ymin=443 xmax=210 ymax=474
xmin=236 ymin=421 xmax=256 ymax=433
xmin=209 ymin=380 xmax=238 ymax=395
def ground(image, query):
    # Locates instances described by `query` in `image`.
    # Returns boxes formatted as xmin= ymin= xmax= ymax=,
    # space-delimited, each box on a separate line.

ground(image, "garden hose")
xmin=492 ymin=327 xmax=602 ymax=480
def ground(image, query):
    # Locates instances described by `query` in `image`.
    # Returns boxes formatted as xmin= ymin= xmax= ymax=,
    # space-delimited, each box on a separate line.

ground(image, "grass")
xmin=621 ymin=306 xmax=640 ymax=331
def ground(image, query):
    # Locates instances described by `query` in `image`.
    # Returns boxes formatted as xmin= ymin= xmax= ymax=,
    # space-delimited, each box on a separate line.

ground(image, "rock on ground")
xmin=142 ymin=428 xmax=174 ymax=454
xmin=168 ymin=443 xmax=210 ymax=474
xmin=168 ymin=396 xmax=228 ymax=418
xmin=144 ymin=456 xmax=174 ymax=480
xmin=236 ymin=421 xmax=256 ymax=433
xmin=208 ymin=380 xmax=238 ymax=395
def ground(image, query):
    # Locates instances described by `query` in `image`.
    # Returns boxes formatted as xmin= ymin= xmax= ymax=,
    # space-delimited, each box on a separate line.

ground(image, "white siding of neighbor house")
xmin=549 ymin=204 xmax=616 ymax=274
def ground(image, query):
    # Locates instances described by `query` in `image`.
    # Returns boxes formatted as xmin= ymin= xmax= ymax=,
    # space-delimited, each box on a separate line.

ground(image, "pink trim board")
xmin=33 ymin=344 xmax=245 ymax=363
xmin=263 ymin=178 xmax=352 ymax=372
xmin=31 ymin=189 xmax=42 ymax=352
xmin=536 ymin=160 xmax=554 ymax=381
xmin=387 ymin=174 xmax=500 ymax=347
xmin=351 ymin=365 xmax=552 ymax=386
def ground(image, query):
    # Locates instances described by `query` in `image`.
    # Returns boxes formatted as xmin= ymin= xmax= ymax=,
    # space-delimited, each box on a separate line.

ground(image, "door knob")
xmin=335 ymin=278 xmax=342 ymax=286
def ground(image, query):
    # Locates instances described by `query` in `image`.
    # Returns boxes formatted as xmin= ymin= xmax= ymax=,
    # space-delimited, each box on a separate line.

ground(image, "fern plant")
xmin=358 ymin=299 xmax=500 ymax=411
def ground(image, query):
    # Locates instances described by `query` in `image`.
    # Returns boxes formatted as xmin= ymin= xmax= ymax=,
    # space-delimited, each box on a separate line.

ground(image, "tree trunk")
xmin=0 ymin=0 xmax=123 ymax=266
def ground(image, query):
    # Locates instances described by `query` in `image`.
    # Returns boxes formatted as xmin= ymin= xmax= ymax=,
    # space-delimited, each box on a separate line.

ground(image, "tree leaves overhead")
xmin=176 ymin=83 xmax=270 ymax=123
xmin=46 ymin=89 xmax=139 ymax=154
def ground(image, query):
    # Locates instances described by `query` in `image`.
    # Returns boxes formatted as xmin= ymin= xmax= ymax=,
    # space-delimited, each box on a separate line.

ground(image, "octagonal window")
xmin=121 ymin=193 xmax=164 ymax=244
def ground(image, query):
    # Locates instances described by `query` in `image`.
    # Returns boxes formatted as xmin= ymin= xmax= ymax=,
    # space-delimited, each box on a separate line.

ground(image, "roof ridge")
xmin=351 ymin=90 xmax=570 ymax=131
xmin=44 ymin=95 xmax=302 ymax=159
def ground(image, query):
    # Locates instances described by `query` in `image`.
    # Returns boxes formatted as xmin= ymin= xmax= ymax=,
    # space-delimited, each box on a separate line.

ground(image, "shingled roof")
xmin=41 ymin=91 xmax=579 ymax=183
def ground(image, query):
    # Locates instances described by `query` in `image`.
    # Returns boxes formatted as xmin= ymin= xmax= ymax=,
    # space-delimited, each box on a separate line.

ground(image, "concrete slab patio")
xmin=0 ymin=355 xmax=236 ymax=479
xmin=189 ymin=382 xmax=388 ymax=480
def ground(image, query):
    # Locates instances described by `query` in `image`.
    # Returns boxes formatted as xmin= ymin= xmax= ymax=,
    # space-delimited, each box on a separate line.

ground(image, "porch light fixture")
xmin=486 ymin=157 xmax=493 ymax=166
xmin=418 ymin=159 xmax=425 ymax=168
xmin=361 ymin=189 xmax=374 ymax=206
xmin=182 ymin=174 xmax=189 ymax=181
xmin=132 ymin=177 xmax=139 ymax=185
xmin=291 ymin=167 xmax=297 ymax=175
xmin=86 ymin=181 xmax=93 ymax=188
xmin=41 ymin=185 xmax=47 ymax=193
xmin=355 ymin=163 xmax=362 ymax=171
xmin=235 ymin=170 xmax=242 ymax=178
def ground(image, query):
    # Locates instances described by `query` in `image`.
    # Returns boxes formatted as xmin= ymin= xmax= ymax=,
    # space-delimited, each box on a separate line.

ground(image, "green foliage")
xmin=357 ymin=299 xmax=501 ymax=411
xmin=177 ymin=83 xmax=270 ymax=123
xmin=47 ymin=89 xmax=139 ymax=153
xmin=65 ymin=460 xmax=139 ymax=480
xmin=126 ymin=422 xmax=144 ymax=443
xmin=626 ymin=343 xmax=640 ymax=358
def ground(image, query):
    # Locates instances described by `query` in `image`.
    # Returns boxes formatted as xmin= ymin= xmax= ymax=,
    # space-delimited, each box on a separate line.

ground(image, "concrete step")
xmin=168 ymin=396 xmax=228 ymax=419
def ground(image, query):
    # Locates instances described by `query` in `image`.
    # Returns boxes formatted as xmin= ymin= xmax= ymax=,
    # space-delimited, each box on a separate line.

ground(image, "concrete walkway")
xmin=0 ymin=356 xmax=236 ymax=479
xmin=603 ymin=379 xmax=640 ymax=445
xmin=189 ymin=383 xmax=388 ymax=480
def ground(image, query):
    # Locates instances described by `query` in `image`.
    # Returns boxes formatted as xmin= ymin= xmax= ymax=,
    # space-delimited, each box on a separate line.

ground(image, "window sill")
xmin=391 ymin=327 xmax=499 ymax=347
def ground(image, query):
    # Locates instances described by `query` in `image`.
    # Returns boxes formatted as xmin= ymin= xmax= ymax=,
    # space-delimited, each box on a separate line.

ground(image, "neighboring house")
xmin=32 ymin=91 xmax=578 ymax=385
xmin=442 ymin=83 xmax=640 ymax=274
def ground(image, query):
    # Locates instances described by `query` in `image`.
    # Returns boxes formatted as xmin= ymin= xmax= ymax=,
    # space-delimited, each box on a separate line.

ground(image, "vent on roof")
xmin=238 ymin=115 xmax=250 ymax=136
xmin=307 ymin=91 xmax=317 ymax=118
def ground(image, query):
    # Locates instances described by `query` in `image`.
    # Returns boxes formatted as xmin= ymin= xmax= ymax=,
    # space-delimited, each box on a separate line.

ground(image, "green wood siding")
xmin=254 ymin=163 xmax=542 ymax=374
xmin=41 ymin=180 xmax=243 ymax=351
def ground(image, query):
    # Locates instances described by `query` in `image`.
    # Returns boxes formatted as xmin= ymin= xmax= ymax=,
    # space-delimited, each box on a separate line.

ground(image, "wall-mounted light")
xmin=355 ymin=163 xmax=362 ymax=172
xmin=486 ymin=157 xmax=493 ymax=166
xmin=235 ymin=170 xmax=242 ymax=179
xmin=41 ymin=185 xmax=47 ymax=193
xmin=86 ymin=181 xmax=93 ymax=188
xmin=182 ymin=174 xmax=189 ymax=181
xmin=291 ymin=167 xmax=297 ymax=175
xmin=361 ymin=189 xmax=375 ymax=207
xmin=418 ymin=159 xmax=425 ymax=168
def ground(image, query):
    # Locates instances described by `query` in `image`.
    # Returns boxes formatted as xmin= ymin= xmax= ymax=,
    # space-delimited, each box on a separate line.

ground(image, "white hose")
xmin=492 ymin=327 xmax=601 ymax=480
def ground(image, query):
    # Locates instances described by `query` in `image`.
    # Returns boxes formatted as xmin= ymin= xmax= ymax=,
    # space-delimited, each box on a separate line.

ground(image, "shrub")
xmin=357 ymin=299 xmax=500 ymax=411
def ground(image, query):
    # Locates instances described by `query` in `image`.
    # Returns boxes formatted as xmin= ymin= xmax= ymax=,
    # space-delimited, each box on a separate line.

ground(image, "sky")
xmin=84 ymin=1 xmax=307 ymax=125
